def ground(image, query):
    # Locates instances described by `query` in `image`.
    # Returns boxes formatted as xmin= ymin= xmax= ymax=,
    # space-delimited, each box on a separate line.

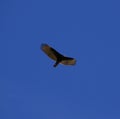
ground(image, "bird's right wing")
xmin=41 ymin=44 xmax=64 ymax=61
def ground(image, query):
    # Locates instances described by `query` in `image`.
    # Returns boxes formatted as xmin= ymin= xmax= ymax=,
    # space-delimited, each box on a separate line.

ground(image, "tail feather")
xmin=53 ymin=61 xmax=59 ymax=67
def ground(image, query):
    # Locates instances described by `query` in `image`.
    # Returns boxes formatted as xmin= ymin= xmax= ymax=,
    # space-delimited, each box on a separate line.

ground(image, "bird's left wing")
xmin=60 ymin=57 xmax=76 ymax=65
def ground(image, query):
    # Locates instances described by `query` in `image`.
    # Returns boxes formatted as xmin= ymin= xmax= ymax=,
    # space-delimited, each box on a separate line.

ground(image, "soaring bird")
xmin=41 ymin=43 xmax=76 ymax=67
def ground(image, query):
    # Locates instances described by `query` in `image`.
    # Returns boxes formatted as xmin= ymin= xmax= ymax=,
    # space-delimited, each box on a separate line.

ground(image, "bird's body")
xmin=41 ymin=43 xmax=76 ymax=67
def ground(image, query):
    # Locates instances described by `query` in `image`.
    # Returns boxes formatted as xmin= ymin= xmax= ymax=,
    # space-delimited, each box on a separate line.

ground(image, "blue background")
xmin=1 ymin=0 xmax=120 ymax=119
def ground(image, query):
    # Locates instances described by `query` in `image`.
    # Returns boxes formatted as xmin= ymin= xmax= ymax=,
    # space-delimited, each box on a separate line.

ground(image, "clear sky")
xmin=1 ymin=0 xmax=120 ymax=119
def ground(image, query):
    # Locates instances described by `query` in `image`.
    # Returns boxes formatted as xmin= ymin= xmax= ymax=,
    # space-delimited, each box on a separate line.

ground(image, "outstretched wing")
xmin=41 ymin=44 xmax=63 ymax=61
xmin=41 ymin=43 xmax=76 ymax=67
xmin=60 ymin=57 xmax=76 ymax=65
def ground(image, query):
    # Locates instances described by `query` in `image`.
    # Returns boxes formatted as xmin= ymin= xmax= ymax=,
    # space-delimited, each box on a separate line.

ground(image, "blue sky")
xmin=1 ymin=0 xmax=120 ymax=119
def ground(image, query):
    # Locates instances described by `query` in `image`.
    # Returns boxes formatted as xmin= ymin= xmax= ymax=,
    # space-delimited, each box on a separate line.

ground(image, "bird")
xmin=41 ymin=43 xmax=76 ymax=67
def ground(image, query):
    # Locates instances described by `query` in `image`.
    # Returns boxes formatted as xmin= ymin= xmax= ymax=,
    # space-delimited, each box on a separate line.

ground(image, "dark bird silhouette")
xmin=41 ymin=43 xmax=76 ymax=67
